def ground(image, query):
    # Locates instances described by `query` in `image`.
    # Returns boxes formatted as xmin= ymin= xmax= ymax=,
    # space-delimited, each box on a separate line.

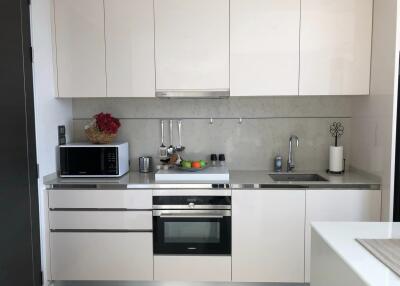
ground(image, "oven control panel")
xmin=153 ymin=196 xmax=231 ymax=210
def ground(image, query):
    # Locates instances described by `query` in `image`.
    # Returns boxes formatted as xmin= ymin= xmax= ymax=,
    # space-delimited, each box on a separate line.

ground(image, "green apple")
xmin=181 ymin=160 xmax=192 ymax=169
xmin=199 ymin=160 xmax=207 ymax=168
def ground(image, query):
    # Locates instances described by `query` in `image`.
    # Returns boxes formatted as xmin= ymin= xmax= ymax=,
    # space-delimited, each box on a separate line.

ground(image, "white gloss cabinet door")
xmin=50 ymin=232 xmax=153 ymax=280
xmin=154 ymin=0 xmax=229 ymax=91
xmin=305 ymin=189 xmax=381 ymax=282
xmin=48 ymin=189 xmax=152 ymax=209
xmin=232 ymin=189 xmax=305 ymax=283
xmin=299 ymin=0 xmax=373 ymax=95
xmin=104 ymin=0 xmax=155 ymax=97
xmin=154 ymin=256 xmax=231 ymax=282
xmin=49 ymin=211 xmax=152 ymax=230
xmin=54 ymin=0 xmax=106 ymax=98
xmin=230 ymin=0 xmax=300 ymax=96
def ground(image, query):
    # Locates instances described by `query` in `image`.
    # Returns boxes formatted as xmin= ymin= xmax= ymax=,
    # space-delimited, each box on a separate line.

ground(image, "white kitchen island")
xmin=311 ymin=222 xmax=400 ymax=286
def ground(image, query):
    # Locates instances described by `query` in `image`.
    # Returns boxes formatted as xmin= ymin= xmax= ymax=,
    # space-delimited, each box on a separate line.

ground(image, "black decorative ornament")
xmin=329 ymin=122 xmax=344 ymax=147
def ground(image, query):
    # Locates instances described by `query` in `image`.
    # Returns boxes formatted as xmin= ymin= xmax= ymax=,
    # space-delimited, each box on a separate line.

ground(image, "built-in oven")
xmin=153 ymin=195 xmax=231 ymax=255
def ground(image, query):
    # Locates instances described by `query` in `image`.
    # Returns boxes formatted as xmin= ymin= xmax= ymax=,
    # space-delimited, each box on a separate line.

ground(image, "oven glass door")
xmin=153 ymin=210 xmax=231 ymax=255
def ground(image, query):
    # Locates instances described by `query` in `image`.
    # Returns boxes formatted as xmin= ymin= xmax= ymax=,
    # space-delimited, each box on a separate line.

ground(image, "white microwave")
xmin=59 ymin=142 xmax=129 ymax=177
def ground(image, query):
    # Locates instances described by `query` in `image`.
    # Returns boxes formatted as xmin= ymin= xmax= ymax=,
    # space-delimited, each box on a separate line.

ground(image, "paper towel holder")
xmin=327 ymin=158 xmax=346 ymax=174
xmin=328 ymin=122 xmax=345 ymax=174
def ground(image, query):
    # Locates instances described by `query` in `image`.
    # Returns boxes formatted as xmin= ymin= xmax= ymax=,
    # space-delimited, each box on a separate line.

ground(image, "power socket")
xmin=58 ymin=125 xmax=66 ymax=145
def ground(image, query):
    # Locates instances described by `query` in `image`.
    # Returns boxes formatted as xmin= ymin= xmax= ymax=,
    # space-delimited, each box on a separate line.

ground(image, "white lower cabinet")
xmin=232 ymin=189 xmax=306 ymax=283
xmin=47 ymin=187 xmax=380 ymax=283
xmin=48 ymin=189 xmax=152 ymax=210
xmin=50 ymin=232 xmax=153 ymax=281
xmin=154 ymin=255 xmax=231 ymax=282
xmin=49 ymin=211 xmax=152 ymax=231
xmin=305 ymin=189 xmax=381 ymax=282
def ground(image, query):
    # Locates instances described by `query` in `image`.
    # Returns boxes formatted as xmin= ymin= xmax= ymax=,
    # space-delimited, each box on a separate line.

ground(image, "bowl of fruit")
xmin=177 ymin=160 xmax=208 ymax=172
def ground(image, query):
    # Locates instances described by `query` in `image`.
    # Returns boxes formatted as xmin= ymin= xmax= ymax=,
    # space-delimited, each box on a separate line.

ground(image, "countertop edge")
xmin=44 ymin=170 xmax=381 ymax=190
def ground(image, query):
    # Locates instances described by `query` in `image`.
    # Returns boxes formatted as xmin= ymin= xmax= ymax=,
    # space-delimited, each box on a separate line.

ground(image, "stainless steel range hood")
xmin=156 ymin=90 xmax=230 ymax=99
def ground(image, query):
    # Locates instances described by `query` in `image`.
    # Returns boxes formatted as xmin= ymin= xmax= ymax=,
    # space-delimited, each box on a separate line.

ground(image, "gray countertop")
xmin=44 ymin=170 xmax=381 ymax=190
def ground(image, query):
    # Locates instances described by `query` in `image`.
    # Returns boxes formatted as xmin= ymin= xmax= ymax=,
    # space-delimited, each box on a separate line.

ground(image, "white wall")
xmin=30 ymin=0 xmax=73 ymax=283
xmin=351 ymin=0 xmax=399 ymax=221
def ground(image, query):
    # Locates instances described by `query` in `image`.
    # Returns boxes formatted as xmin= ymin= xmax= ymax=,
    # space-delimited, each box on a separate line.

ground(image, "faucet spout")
xmin=287 ymin=135 xmax=299 ymax=172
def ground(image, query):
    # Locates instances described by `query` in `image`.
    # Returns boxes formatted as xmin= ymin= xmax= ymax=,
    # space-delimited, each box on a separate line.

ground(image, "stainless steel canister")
xmin=139 ymin=156 xmax=153 ymax=173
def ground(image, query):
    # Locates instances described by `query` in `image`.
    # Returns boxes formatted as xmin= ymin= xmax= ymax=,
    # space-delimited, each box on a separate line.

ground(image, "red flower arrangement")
xmin=94 ymin=112 xmax=121 ymax=134
xmin=85 ymin=112 xmax=121 ymax=144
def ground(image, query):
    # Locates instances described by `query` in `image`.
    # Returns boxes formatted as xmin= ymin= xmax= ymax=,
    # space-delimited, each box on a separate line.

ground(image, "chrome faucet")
xmin=287 ymin=135 xmax=299 ymax=172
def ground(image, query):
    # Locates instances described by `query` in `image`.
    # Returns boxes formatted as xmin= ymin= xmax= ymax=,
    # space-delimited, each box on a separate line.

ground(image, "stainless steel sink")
xmin=269 ymin=173 xmax=328 ymax=182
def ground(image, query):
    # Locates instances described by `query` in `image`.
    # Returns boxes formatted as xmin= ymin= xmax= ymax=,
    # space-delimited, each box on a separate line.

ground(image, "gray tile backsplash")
xmin=72 ymin=97 xmax=352 ymax=171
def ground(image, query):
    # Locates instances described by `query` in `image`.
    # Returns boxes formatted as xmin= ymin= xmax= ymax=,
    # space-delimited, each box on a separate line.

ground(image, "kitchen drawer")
xmin=154 ymin=255 xmax=231 ymax=282
xmin=48 ymin=189 xmax=152 ymax=209
xmin=50 ymin=232 xmax=153 ymax=280
xmin=49 ymin=211 xmax=152 ymax=230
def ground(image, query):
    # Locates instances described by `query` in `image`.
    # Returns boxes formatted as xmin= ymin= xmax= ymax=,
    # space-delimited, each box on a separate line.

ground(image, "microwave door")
xmin=61 ymin=147 xmax=103 ymax=176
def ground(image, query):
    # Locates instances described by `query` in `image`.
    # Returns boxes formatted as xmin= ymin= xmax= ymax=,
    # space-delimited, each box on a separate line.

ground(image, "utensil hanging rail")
xmin=75 ymin=116 xmax=351 ymax=120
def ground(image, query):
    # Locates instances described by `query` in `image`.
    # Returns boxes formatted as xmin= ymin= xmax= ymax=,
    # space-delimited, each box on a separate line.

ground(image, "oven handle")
xmin=153 ymin=210 xmax=231 ymax=217
xmin=160 ymin=214 xmax=224 ymax=218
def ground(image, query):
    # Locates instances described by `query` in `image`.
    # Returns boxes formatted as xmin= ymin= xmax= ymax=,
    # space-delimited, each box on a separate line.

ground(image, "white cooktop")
xmin=155 ymin=166 xmax=229 ymax=182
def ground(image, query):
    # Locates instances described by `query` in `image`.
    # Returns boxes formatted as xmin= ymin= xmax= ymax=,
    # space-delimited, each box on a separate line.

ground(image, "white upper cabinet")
xmin=154 ymin=0 xmax=230 ymax=91
xmin=104 ymin=0 xmax=155 ymax=97
xmin=54 ymin=0 xmax=373 ymax=98
xmin=230 ymin=0 xmax=300 ymax=96
xmin=54 ymin=0 xmax=106 ymax=98
xmin=300 ymin=0 xmax=373 ymax=96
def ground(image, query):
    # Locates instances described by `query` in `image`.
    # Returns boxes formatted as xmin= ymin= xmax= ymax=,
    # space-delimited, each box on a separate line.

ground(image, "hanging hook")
xmin=238 ymin=117 xmax=243 ymax=124
xmin=209 ymin=117 xmax=214 ymax=125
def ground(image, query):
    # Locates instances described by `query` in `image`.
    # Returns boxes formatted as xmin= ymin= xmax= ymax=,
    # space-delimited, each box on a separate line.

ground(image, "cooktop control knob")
xmin=188 ymin=202 xmax=195 ymax=208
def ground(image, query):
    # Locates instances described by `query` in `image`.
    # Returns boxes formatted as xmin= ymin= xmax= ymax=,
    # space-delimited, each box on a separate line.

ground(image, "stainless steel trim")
xmin=153 ymin=254 xmax=232 ymax=257
xmin=153 ymin=205 xmax=231 ymax=210
xmin=50 ymin=229 xmax=153 ymax=233
xmin=59 ymin=143 xmax=128 ymax=148
xmin=160 ymin=215 xmax=224 ymax=219
xmin=229 ymin=184 xmax=306 ymax=189
xmin=51 ymin=184 xmax=99 ymax=189
xmin=60 ymin=174 xmax=125 ymax=178
xmin=49 ymin=208 xmax=152 ymax=211
xmin=155 ymin=90 xmax=230 ymax=99
xmin=130 ymin=184 xmax=231 ymax=190
xmin=229 ymin=184 xmax=381 ymax=190
xmin=48 ymin=183 xmax=381 ymax=190
xmin=153 ymin=210 xmax=231 ymax=217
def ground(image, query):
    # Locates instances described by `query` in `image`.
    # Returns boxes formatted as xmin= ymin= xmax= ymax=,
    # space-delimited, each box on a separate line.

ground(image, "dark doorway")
xmin=0 ymin=0 xmax=42 ymax=285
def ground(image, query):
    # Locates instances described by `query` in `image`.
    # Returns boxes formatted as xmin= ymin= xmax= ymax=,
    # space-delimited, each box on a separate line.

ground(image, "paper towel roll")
xmin=329 ymin=146 xmax=344 ymax=172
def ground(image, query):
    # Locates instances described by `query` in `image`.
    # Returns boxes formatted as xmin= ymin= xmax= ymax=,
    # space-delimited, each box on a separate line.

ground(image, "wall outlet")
xmin=58 ymin=125 xmax=66 ymax=145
